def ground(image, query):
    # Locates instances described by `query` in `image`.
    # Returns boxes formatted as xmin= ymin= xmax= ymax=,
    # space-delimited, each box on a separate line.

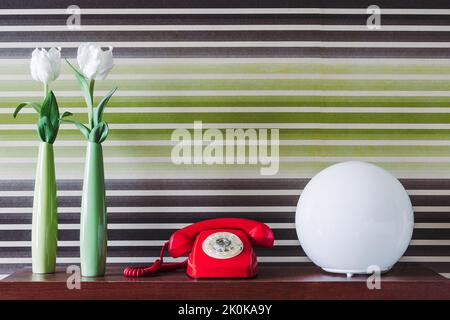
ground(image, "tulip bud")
xmin=77 ymin=43 xmax=114 ymax=80
xmin=30 ymin=47 xmax=61 ymax=85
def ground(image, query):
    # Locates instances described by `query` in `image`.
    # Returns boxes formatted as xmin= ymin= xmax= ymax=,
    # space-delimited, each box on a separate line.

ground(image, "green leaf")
xmin=88 ymin=121 xmax=109 ymax=143
xmin=89 ymin=123 xmax=102 ymax=142
xmin=98 ymin=122 xmax=109 ymax=143
xmin=61 ymin=119 xmax=91 ymax=140
xmin=49 ymin=125 xmax=59 ymax=144
xmin=65 ymin=59 xmax=93 ymax=123
xmin=40 ymin=90 xmax=54 ymax=118
xmin=37 ymin=116 xmax=54 ymax=143
xmin=37 ymin=117 xmax=47 ymax=142
xmin=13 ymin=102 xmax=41 ymax=118
xmin=60 ymin=111 xmax=73 ymax=119
xmin=44 ymin=118 xmax=54 ymax=143
xmin=94 ymin=87 xmax=117 ymax=126
xmin=46 ymin=91 xmax=60 ymax=130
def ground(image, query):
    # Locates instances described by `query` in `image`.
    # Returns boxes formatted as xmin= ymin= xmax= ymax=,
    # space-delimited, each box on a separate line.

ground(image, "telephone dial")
xmin=123 ymin=218 xmax=275 ymax=278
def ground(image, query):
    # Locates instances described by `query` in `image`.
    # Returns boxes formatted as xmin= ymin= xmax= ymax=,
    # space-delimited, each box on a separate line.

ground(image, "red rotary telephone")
xmin=123 ymin=218 xmax=274 ymax=278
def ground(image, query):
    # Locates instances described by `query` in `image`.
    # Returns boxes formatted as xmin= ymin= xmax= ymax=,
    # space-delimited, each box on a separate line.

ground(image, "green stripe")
xmin=1 ymin=145 xmax=450 ymax=157
xmin=2 ymin=129 xmax=450 ymax=141
xmin=0 ymin=79 xmax=309 ymax=91
xmin=3 ymin=96 xmax=450 ymax=108
xmin=5 ymin=62 xmax=450 ymax=75
xmin=0 ymin=63 xmax=309 ymax=75
xmin=3 ymin=162 xmax=450 ymax=178
xmin=1 ymin=59 xmax=450 ymax=177
xmin=6 ymin=113 xmax=450 ymax=125
xmin=0 ymin=96 xmax=315 ymax=108
xmin=1 ymin=162 xmax=450 ymax=179
xmin=6 ymin=79 xmax=450 ymax=92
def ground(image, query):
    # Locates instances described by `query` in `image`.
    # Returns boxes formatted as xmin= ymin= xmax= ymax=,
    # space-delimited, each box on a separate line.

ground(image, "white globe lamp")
xmin=295 ymin=161 xmax=414 ymax=277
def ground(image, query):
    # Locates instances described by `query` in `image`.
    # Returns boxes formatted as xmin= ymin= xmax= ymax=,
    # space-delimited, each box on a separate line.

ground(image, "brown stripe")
xmin=0 ymin=229 xmax=449 ymax=242
xmin=2 ymin=179 xmax=450 ymax=192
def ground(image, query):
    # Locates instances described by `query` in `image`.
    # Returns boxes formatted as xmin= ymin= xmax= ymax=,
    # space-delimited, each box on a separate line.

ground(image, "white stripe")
xmin=284 ymin=140 xmax=450 ymax=146
xmin=1 ymin=8 xmax=450 ymax=15
xmin=8 ymin=90 xmax=450 ymax=97
xmin=0 ymin=57 xmax=312 ymax=64
xmin=322 ymin=42 xmax=450 ymax=48
xmin=1 ymin=189 xmax=450 ymax=198
xmin=414 ymin=206 xmax=450 ymax=212
xmin=3 ymin=139 xmax=450 ymax=147
xmin=7 ymin=123 xmax=450 ymax=131
xmin=0 ymin=74 xmax=319 ymax=81
xmin=0 ymin=224 xmax=30 ymax=230
xmin=6 ymin=24 xmax=450 ymax=32
xmin=410 ymin=240 xmax=450 ymax=246
xmin=277 ymin=157 xmax=450 ymax=163
xmin=0 ymin=222 xmax=446 ymax=231
xmin=0 ymin=8 xmax=319 ymax=15
xmin=0 ymin=257 xmax=183 ymax=264
xmin=0 ymin=207 xmax=296 ymax=214
xmin=0 ymin=223 xmax=294 ymax=231
xmin=399 ymin=256 xmax=450 ymax=262
xmin=111 ymin=223 xmax=293 ymax=229
xmin=440 ymin=273 xmax=450 ymax=279
xmin=1 ymin=239 xmax=448 ymax=247
xmin=0 ymin=240 xmax=300 ymax=247
xmin=5 ymin=156 xmax=450 ymax=164
xmin=7 ymin=156 xmax=450 ymax=164
xmin=100 ymin=57 xmax=450 ymax=64
xmin=408 ymin=190 xmax=450 ymax=195
xmin=97 ymin=123 xmax=450 ymax=129
xmin=0 ymin=139 xmax=450 ymax=147
xmin=5 ymin=106 xmax=450 ymax=114
xmin=323 ymin=25 xmax=450 ymax=32
xmin=5 ymin=57 xmax=450 ymax=64
xmin=311 ymin=74 xmax=450 ymax=80
xmin=7 ymin=73 xmax=450 ymax=81
xmin=1 ymin=188 xmax=450 ymax=197
xmin=0 ymin=90 xmax=308 ymax=97
xmin=414 ymin=223 xmax=450 ymax=229
xmin=0 ymin=274 xmax=8 ymax=280
xmin=0 ymin=25 xmax=319 ymax=32
xmin=0 ymin=189 xmax=302 ymax=197
xmin=6 ymin=41 xmax=450 ymax=49
xmin=319 ymin=9 xmax=450 ymax=15
xmin=0 ymin=41 xmax=319 ymax=49
xmin=321 ymin=9 xmax=450 ymax=15
xmin=2 ymin=171 xmax=450 ymax=181
xmin=0 ymin=240 xmax=169 ymax=247
xmin=8 ymin=24 xmax=450 ymax=32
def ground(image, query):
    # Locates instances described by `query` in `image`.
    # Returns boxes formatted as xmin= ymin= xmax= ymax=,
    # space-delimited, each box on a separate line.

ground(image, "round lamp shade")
xmin=295 ymin=161 xmax=414 ymax=276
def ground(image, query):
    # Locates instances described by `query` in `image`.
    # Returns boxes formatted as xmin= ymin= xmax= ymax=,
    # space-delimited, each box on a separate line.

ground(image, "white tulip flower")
xmin=30 ymin=47 xmax=61 ymax=85
xmin=77 ymin=43 xmax=114 ymax=80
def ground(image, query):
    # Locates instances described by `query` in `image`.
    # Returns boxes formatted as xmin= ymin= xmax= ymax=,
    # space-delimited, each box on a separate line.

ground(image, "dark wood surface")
xmin=0 ymin=266 xmax=449 ymax=300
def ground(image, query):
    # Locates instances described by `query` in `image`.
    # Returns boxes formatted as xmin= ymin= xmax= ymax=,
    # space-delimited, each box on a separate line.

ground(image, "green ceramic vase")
xmin=32 ymin=142 xmax=58 ymax=274
xmin=80 ymin=141 xmax=107 ymax=277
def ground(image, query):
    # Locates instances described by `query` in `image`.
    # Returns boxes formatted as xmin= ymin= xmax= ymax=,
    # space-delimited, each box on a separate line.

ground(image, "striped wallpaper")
xmin=0 ymin=0 xmax=449 ymax=279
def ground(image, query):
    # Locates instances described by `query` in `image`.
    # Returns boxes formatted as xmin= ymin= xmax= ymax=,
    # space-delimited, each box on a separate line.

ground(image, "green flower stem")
xmin=44 ymin=83 xmax=49 ymax=98
xmin=88 ymin=80 xmax=95 ymax=129
xmin=32 ymin=142 xmax=57 ymax=274
xmin=80 ymin=141 xmax=107 ymax=277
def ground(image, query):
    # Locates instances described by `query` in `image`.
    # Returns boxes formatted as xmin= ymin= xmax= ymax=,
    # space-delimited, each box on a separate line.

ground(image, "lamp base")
xmin=322 ymin=266 xmax=392 ymax=278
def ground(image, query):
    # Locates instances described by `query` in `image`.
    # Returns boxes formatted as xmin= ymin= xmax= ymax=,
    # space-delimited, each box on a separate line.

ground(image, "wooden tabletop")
xmin=1 ymin=266 xmax=449 ymax=300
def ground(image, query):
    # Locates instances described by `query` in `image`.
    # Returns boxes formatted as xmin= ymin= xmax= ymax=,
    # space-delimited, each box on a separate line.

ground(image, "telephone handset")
xmin=124 ymin=218 xmax=275 ymax=278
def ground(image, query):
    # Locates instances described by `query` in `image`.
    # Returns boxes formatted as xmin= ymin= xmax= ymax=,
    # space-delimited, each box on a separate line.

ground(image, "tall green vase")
xmin=32 ymin=142 xmax=58 ymax=274
xmin=80 ymin=141 xmax=107 ymax=277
